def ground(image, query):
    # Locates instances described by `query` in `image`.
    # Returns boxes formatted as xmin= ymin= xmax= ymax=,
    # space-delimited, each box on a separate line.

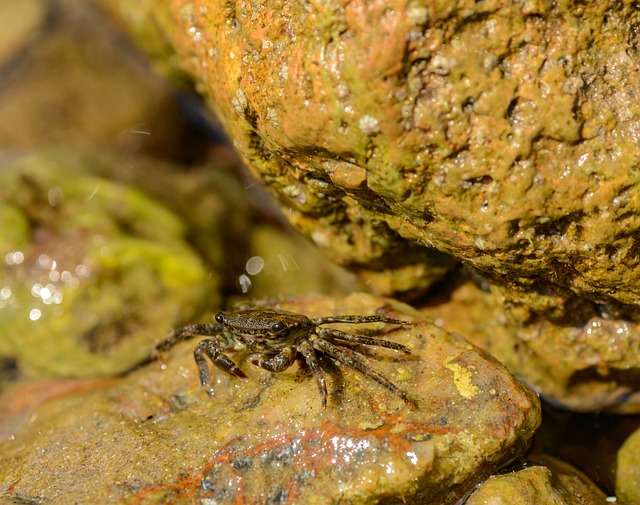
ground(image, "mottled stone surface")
xmin=0 ymin=150 xmax=219 ymax=380
xmin=466 ymin=455 xmax=607 ymax=505
xmin=103 ymin=0 xmax=640 ymax=313
xmin=420 ymin=274 xmax=640 ymax=412
xmin=616 ymin=426 xmax=640 ymax=505
xmin=97 ymin=0 xmax=640 ymax=411
xmin=0 ymin=294 xmax=540 ymax=505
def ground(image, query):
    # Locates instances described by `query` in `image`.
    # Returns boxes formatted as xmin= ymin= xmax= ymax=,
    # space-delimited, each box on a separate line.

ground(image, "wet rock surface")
xmin=0 ymin=150 xmax=222 ymax=381
xmin=108 ymin=0 xmax=640 ymax=313
xmin=1 ymin=1 xmax=638 ymax=503
xmin=616 ymin=426 xmax=640 ymax=505
xmin=98 ymin=0 xmax=640 ymax=414
xmin=465 ymin=455 xmax=607 ymax=505
xmin=0 ymin=294 xmax=540 ymax=504
xmin=420 ymin=273 xmax=640 ymax=413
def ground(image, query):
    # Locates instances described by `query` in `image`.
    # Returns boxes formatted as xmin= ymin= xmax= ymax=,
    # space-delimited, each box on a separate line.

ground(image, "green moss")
xmin=0 ymin=151 xmax=218 ymax=380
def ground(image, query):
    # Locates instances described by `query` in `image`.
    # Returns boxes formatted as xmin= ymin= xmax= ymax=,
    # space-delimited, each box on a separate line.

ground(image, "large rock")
xmin=0 ymin=294 xmax=540 ymax=504
xmin=103 ymin=0 xmax=640 ymax=312
xmin=0 ymin=150 xmax=230 ymax=380
xmin=420 ymin=274 xmax=640 ymax=412
xmin=98 ymin=0 xmax=640 ymax=411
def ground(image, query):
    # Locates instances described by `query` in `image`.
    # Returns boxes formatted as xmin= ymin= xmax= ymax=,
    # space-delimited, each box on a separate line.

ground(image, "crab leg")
xmin=154 ymin=323 xmax=224 ymax=354
xmin=312 ymin=315 xmax=410 ymax=326
xmin=250 ymin=347 xmax=297 ymax=372
xmin=194 ymin=338 xmax=247 ymax=396
xmin=317 ymin=327 xmax=411 ymax=354
xmin=298 ymin=339 xmax=328 ymax=408
xmin=313 ymin=338 xmax=415 ymax=407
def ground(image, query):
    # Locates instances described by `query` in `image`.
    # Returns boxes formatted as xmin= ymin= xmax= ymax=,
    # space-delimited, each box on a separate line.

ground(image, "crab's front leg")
xmin=298 ymin=339 xmax=328 ymax=408
xmin=154 ymin=323 xmax=223 ymax=355
xmin=194 ymin=338 xmax=247 ymax=396
xmin=251 ymin=345 xmax=328 ymax=407
xmin=249 ymin=346 xmax=296 ymax=372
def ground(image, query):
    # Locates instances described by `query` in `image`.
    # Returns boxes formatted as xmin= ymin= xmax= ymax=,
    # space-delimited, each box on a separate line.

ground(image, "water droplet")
xmin=245 ymin=256 xmax=265 ymax=275
xmin=238 ymin=274 xmax=252 ymax=293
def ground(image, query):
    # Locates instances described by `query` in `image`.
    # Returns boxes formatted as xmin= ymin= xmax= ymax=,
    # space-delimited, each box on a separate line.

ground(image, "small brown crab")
xmin=155 ymin=308 xmax=415 ymax=408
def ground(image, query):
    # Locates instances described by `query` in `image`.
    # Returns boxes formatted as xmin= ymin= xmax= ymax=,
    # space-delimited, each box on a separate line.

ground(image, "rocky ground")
xmin=1 ymin=0 xmax=639 ymax=503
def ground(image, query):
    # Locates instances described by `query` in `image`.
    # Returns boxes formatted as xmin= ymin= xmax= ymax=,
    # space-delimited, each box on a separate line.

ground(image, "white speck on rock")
xmin=358 ymin=115 xmax=379 ymax=135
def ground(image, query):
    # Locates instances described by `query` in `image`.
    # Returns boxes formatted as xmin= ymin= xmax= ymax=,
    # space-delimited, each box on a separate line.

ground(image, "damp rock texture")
xmin=105 ymin=0 xmax=640 ymax=309
xmin=0 ymin=294 xmax=540 ymax=505
xmin=616 ymin=426 xmax=640 ymax=505
xmin=465 ymin=455 xmax=607 ymax=505
xmin=420 ymin=275 xmax=640 ymax=412
xmin=0 ymin=150 xmax=227 ymax=380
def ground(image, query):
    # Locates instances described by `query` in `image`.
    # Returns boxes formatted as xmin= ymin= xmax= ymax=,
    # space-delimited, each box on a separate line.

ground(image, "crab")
xmin=154 ymin=308 xmax=415 ymax=408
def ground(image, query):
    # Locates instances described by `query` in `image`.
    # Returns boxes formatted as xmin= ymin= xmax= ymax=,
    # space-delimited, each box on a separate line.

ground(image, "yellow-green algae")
xmin=0 ymin=150 xmax=216 ymax=379
xmin=0 ymin=293 xmax=541 ymax=505
xmin=616 ymin=427 xmax=640 ymax=505
xmin=466 ymin=455 xmax=607 ymax=505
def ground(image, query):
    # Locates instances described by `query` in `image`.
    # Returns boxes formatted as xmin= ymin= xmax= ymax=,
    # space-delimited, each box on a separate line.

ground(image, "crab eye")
xmin=271 ymin=321 xmax=285 ymax=332
xmin=214 ymin=313 xmax=224 ymax=324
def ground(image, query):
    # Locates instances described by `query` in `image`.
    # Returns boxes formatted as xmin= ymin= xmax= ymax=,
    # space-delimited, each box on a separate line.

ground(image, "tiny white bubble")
xmin=38 ymin=254 xmax=51 ymax=268
xmin=31 ymin=284 xmax=42 ymax=297
xmin=5 ymin=251 xmax=25 ymax=265
xmin=29 ymin=308 xmax=42 ymax=321
xmin=245 ymin=256 xmax=265 ymax=275
xmin=75 ymin=264 xmax=89 ymax=277
xmin=40 ymin=286 xmax=53 ymax=303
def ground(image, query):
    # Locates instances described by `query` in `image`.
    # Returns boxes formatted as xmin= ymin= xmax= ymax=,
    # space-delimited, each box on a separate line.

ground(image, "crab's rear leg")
xmin=313 ymin=338 xmax=416 ymax=408
xmin=312 ymin=315 xmax=411 ymax=326
xmin=319 ymin=327 xmax=412 ymax=354
xmin=194 ymin=338 xmax=247 ymax=396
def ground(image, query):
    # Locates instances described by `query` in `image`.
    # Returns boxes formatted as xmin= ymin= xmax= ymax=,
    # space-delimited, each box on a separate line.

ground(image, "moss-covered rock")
xmin=0 ymin=293 xmax=540 ymax=504
xmin=466 ymin=455 xmax=607 ymax=505
xmin=103 ymin=0 xmax=640 ymax=311
xmin=616 ymin=426 xmax=640 ymax=505
xmin=420 ymin=273 xmax=640 ymax=412
xmin=0 ymin=150 xmax=217 ymax=379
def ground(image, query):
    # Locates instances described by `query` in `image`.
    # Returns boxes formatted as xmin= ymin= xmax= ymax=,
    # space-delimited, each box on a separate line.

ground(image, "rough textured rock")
xmin=0 ymin=150 xmax=220 ymax=380
xmin=465 ymin=455 xmax=608 ymax=505
xmin=0 ymin=294 xmax=540 ymax=505
xmin=97 ymin=0 xmax=640 ymax=411
xmin=616 ymin=426 xmax=640 ymax=505
xmin=420 ymin=273 xmax=640 ymax=412
xmin=103 ymin=0 xmax=640 ymax=313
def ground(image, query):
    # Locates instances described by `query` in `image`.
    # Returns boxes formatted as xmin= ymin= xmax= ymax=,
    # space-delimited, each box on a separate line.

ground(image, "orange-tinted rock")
xmin=104 ymin=0 xmax=640 ymax=313
xmin=0 ymin=293 xmax=540 ymax=504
